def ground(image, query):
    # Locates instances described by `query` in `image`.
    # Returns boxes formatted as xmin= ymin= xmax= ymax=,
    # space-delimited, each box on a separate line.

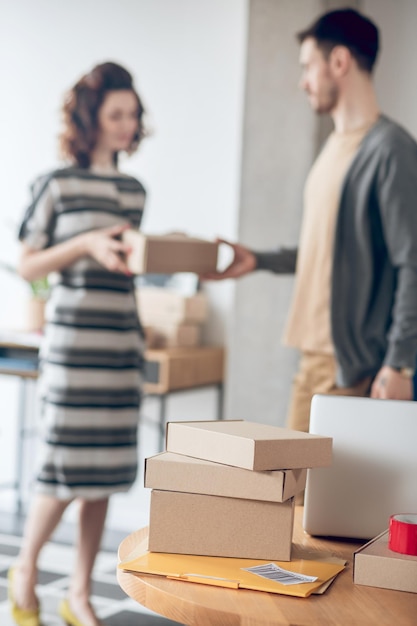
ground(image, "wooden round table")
xmin=117 ymin=508 xmax=417 ymax=625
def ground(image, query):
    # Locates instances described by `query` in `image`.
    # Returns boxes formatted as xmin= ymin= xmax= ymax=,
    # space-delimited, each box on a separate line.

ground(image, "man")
xmin=206 ymin=8 xmax=417 ymax=432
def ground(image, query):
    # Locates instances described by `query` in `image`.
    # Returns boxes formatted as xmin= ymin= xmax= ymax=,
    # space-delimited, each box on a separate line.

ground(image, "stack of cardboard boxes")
xmin=137 ymin=288 xmax=208 ymax=349
xmin=145 ymin=420 xmax=332 ymax=561
xmin=123 ymin=229 xmax=219 ymax=349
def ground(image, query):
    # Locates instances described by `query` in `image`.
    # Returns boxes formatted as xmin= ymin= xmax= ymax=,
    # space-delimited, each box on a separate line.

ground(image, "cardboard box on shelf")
xmin=123 ymin=231 xmax=219 ymax=275
xmin=137 ymin=288 xmax=208 ymax=324
xmin=144 ymin=323 xmax=201 ymax=349
xmin=144 ymin=346 xmax=224 ymax=394
xmin=143 ymin=325 xmax=158 ymax=347
xmin=354 ymin=530 xmax=417 ymax=593
xmin=148 ymin=490 xmax=295 ymax=560
xmin=145 ymin=452 xmax=306 ymax=502
xmin=166 ymin=420 xmax=332 ymax=471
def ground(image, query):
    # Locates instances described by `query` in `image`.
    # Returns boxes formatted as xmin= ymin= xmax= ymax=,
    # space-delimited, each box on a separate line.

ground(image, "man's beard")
xmin=313 ymin=83 xmax=339 ymax=114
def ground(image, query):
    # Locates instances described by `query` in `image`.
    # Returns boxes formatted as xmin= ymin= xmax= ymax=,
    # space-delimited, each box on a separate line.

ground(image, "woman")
xmin=9 ymin=61 xmax=148 ymax=626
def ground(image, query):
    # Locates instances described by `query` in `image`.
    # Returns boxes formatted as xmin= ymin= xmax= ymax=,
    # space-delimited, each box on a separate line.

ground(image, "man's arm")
xmin=253 ymin=248 xmax=298 ymax=274
xmin=371 ymin=136 xmax=417 ymax=400
xmin=203 ymin=238 xmax=297 ymax=280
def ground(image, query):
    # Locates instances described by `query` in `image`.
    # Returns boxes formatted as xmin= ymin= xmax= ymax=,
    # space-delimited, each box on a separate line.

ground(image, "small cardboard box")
xmin=145 ymin=452 xmax=306 ymax=502
xmin=124 ymin=231 xmax=219 ymax=275
xmin=354 ymin=530 xmax=417 ymax=593
xmin=144 ymin=346 xmax=224 ymax=394
xmin=144 ymin=323 xmax=201 ymax=349
xmin=166 ymin=420 xmax=332 ymax=470
xmin=137 ymin=288 xmax=208 ymax=324
xmin=148 ymin=490 xmax=294 ymax=560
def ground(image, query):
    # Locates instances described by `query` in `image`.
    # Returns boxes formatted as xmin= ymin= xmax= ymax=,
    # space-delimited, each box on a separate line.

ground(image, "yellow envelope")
xmin=118 ymin=541 xmax=345 ymax=598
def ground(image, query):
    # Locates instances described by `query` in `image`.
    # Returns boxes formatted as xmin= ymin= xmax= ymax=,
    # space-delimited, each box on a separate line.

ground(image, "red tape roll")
xmin=388 ymin=514 xmax=417 ymax=556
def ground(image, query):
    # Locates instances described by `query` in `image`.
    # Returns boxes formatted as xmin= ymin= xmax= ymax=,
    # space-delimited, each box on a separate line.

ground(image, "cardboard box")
xmin=144 ymin=323 xmax=201 ymax=349
xmin=144 ymin=346 xmax=224 ymax=394
xmin=137 ymin=288 xmax=208 ymax=324
xmin=148 ymin=490 xmax=294 ymax=560
xmin=166 ymin=420 xmax=332 ymax=470
xmin=145 ymin=452 xmax=306 ymax=502
xmin=354 ymin=530 xmax=417 ymax=593
xmin=124 ymin=231 xmax=219 ymax=275
xmin=143 ymin=325 xmax=158 ymax=347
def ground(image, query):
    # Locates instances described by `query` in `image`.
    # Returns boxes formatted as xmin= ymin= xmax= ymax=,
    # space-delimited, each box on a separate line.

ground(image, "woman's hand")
xmin=83 ymin=223 xmax=133 ymax=275
xmin=202 ymin=238 xmax=257 ymax=280
xmin=19 ymin=224 xmax=134 ymax=282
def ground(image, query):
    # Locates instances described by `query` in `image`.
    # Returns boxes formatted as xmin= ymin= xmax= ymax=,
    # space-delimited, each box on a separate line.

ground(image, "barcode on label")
xmin=242 ymin=563 xmax=318 ymax=586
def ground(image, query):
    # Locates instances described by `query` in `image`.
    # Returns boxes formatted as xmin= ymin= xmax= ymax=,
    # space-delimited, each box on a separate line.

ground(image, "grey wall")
xmin=226 ymin=0 xmax=321 ymax=426
xmin=364 ymin=0 xmax=417 ymax=140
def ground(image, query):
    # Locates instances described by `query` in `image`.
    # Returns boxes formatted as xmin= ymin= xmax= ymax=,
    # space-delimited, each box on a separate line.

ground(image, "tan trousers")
xmin=287 ymin=352 xmax=372 ymax=433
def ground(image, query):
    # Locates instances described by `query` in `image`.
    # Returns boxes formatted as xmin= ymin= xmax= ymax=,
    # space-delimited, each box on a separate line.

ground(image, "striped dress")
xmin=19 ymin=166 xmax=146 ymax=500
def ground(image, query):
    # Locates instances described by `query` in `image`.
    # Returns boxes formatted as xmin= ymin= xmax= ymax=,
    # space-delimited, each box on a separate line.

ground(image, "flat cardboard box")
xmin=148 ymin=490 xmax=294 ymax=560
xmin=124 ymin=231 xmax=219 ymax=275
xmin=144 ymin=323 xmax=201 ymax=349
xmin=137 ymin=288 xmax=208 ymax=324
xmin=166 ymin=420 xmax=332 ymax=470
xmin=145 ymin=452 xmax=306 ymax=502
xmin=144 ymin=346 xmax=224 ymax=394
xmin=354 ymin=530 xmax=417 ymax=593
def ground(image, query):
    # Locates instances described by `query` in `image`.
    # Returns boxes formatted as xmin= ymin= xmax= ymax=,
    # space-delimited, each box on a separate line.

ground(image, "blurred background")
xmin=0 ymin=0 xmax=416 ymax=531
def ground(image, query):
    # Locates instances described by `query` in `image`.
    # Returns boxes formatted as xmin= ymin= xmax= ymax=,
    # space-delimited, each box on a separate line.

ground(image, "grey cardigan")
xmin=254 ymin=116 xmax=417 ymax=386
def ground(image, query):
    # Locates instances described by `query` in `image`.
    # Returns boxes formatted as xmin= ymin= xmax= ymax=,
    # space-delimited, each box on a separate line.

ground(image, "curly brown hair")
xmin=60 ymin=62 xmax=147 ymax=168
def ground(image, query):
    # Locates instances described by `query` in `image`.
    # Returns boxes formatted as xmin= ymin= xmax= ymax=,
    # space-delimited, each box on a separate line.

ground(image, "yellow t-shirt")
xmin=283 ymin=125 xmax=372 ymax=354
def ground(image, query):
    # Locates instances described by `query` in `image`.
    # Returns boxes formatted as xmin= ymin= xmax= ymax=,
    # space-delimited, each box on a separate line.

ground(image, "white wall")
xmin=0 ymin=0 xmax=248 ymax=524
xmin=0 ymin=0 xmax=248 ymax=331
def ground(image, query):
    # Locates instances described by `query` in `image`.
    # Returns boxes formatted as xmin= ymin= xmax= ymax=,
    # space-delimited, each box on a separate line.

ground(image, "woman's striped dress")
xmin=19 ymin=166 xmax=146 ymax=500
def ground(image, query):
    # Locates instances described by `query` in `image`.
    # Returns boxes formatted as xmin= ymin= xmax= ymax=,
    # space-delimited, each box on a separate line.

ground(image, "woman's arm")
xmin=18 ymin=223 xmax=133 ymax=282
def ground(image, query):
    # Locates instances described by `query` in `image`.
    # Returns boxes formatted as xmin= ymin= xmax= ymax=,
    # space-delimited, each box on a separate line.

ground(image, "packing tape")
xmin=388 ymin=514 xmax=417 ymax=556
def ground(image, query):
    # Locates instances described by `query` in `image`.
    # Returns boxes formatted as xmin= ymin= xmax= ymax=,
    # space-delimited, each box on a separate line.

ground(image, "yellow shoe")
xmin=8 ymin=568 xmax=41 ymax=626
xmin=58 ymin=599 xmax=82 ymax=626
xmin=58 ymin=599 xmax=103 ymax=626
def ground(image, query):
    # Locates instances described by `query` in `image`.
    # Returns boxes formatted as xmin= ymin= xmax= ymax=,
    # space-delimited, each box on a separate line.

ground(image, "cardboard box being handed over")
xmin=123 ymin=230 xmax=219 ymax=275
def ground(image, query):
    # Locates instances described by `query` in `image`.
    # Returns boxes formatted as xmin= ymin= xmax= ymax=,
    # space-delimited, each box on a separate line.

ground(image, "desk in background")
xmin=117 ymin=507 xmax=417 ymax=626
xmin=144 ymin=347 xmax=224 ymax=449
xmin=0 ymin=335 xmax=225 ymax=511
xmin=0 ymin=336 xmax=39 ymax=513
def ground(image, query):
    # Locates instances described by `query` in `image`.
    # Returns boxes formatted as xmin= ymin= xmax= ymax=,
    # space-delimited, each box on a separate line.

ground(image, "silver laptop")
xmin=303 ymin=394 xmax=417 ymax=539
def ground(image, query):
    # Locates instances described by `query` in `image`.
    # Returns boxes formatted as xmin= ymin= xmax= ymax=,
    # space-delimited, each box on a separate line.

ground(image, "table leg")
xmin=217 ymin=383 xmax=224 ymax=421
xmin=15 ymin=378 xmax=28 ymax=515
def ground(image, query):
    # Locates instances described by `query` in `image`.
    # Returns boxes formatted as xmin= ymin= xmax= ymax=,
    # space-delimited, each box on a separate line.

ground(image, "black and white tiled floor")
xmin=0 ymin=524 xmax=184 ymax=625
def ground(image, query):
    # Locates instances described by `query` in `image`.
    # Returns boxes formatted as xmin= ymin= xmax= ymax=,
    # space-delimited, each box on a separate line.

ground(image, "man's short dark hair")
xmin=297 ymin=8 xmax=379 ymax=73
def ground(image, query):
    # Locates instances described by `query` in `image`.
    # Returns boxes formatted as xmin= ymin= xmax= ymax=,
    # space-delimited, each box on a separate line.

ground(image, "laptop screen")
xmin=303 ymin=394 xmax=417 ymax=539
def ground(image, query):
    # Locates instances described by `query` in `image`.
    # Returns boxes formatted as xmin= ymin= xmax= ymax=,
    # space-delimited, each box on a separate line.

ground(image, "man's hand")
xmin=202 ymin=238 xmax=257 ymax=280
xmin=370 ymin=365 xmax=413 ymax=400
xmin=83 ymin=223 xmax=132 ymax=275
